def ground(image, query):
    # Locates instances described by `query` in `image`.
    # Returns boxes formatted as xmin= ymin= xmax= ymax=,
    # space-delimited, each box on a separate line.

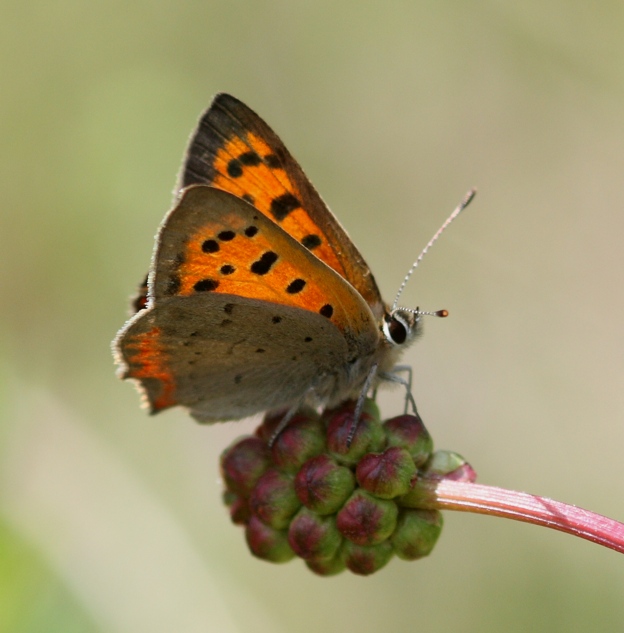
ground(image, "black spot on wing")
xmin=202 ymin=239 xmax=219 ymax=253
xmin=227 ymin=158 xmax=242 ymax=178
xmin=251 ymin=251 xmax=278 ymax=275
xmin=301 ymin=234 xmax=322 ymax=250
xmin=194 ymin=278 xmax=219 ymax=292
xmin=239 ymin=151 xmax=261 ymax=166
xmin=264 ymin=153 xmax=281 ymax=169
xmin=270 ymin=193 xmax=301 ymax=221
xmin=286 ymin=278 xmax=306 ymax=294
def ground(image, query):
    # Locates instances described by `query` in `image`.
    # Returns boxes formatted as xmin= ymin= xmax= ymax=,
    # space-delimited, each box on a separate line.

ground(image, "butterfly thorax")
xmin=318 ymin=306 xmax=422 ymax=406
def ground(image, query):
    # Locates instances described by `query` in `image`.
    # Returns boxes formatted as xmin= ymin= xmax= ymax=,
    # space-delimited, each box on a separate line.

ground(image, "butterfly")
xmin=114 ymin=94 xmax=470 ymax=428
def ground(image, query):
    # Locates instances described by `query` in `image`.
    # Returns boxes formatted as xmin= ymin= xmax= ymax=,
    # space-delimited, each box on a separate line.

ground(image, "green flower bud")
xmin=325 ymin=399 xmax=386 ymax=467
xmin=391 ymin=509 xmax=443 ymax=560
xmin=255 ymin=406 xmax=316 ymax=443
xmin=249 ymin=468 xmax=300 ymax=530
xmin=222 ymin=491 xmax=251 ymax=525
xmin=356 ymin=446 xmax=417 ymax=499
xmin=399 ymin=450 xmax=477 ymax=508
xmin=305 ymin=552 xmax=347 ymax=577
xmin=288 ymin=507 xmax=343 ymax=561
xmin=336 ymin=489 xmax=398 ymax=546
xmin=342 ymin=540 xmax=394 ymax=576
xmin=397 ymin=484 xmax=425 ymax=509
xmin=384 ymin=414 xmax=433 ymax=467
xmin=271 ymin=411 xmax=326 ymax=473
xmin=424 ymin=450 xmax=477 ymax=482
xmin=255 ymin=410 xmax=286 ymax=442
xmin=294 ymin=454 xmax=355 ymax=515
xmin=220 ymin=436 xmax=271 ymax=496
xmin=245 ymin=515 xmax=295 ymax=563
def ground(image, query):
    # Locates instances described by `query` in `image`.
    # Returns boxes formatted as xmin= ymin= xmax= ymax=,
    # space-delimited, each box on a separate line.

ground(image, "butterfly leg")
xmin=267 ymin=406 xmax=298 ymax=447
xmin=268 ymin=386 xmax=317 ymax=447
xmin=378 ymin=365 xmax=419 ymax=417
xmin=347 ymin=362 xmax=379 ymax=447
xmin=372 ymin=365 xmax=414 ymax=412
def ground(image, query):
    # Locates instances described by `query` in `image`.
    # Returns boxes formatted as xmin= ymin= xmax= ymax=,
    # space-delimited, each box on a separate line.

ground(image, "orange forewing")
xmin=178 ymin=94 xmax=384 ymax=318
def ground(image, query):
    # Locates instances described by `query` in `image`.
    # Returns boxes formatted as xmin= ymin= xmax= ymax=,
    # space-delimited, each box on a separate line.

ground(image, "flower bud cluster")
xmin=220 ymin=399 xmax=475 ymax=576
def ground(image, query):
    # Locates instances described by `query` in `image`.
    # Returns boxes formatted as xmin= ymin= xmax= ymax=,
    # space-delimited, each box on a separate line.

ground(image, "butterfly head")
xmin=382 ymin=308 xmax=419 ymax=348
xmin=382 ymin=306 xmax=448 ymax=349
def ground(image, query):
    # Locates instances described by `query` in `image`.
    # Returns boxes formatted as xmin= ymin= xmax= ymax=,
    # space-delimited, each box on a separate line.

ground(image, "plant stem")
xmin=415 ymin=479 xmax=624 ymax=554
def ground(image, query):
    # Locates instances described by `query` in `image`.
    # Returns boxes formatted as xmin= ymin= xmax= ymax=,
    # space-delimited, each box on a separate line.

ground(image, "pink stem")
xmin=417 ymin=480 xmax=624 ymax=554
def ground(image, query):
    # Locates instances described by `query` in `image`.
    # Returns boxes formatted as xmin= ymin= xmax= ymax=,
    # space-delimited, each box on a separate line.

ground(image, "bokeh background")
xmin=2 ymin=1 xmax=624 ymax=631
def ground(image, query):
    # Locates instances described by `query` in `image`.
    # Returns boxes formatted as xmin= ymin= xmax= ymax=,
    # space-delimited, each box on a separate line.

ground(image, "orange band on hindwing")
xmin=123 ymin=326 xmax=176 ymax=411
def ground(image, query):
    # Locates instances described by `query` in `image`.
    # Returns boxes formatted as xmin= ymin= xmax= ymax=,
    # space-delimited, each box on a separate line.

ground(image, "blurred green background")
xmin=2 ymin=1 xmax=624 ymax=631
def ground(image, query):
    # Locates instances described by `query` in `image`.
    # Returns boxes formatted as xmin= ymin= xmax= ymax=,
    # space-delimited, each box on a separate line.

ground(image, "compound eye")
xmin=384 ymin=314 xmax=408 ymax=345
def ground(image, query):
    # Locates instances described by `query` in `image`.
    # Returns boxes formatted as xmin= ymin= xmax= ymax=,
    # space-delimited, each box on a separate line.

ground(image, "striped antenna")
xmin=391 ymin=189 xmax=476 ymax=311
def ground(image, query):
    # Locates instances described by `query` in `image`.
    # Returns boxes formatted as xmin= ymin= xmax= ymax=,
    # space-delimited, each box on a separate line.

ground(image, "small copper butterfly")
xmin=114 ymin=94 xmax=472 ymax=427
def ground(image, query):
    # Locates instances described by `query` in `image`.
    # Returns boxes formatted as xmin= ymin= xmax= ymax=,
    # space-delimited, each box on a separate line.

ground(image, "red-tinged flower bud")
xmin=325 ymin=399 xmax=386 ymax=467
xmin=356 ymin=446 xmax=417 ymax=499
xmin=255 ymin=406 xmax=316 ymax=443
xmin=384 ymin=414 xmax=433 ymax=467
xmin=342 ymin=540 xmax=394 ymax=576
xmin=294 ymin=454 xmax=355 ymax=515
xmin=220 ymin=437 xmax=271 ymax=496
xmin=249 ymin=469 xmax=300 ymax=530
xmin=255 ymin=409 xmax=287 ymax=442
xmin=245 ymin=515 xmax=295 ymax=563
xmin=444 ymin=462 xmax=477 ymax=482
xmin=271 ymin=412 xmax=326 ymax=473
xmin=336 ymin=489 xmax=398 ymax=546
xmin=391 ymin=509 xmax=443 ymax=560
xmin=223 ymin=490 xmax=236 ymax=506
xmin=288 ymin=507 xmax=343 ymax=561
xmin=223 ymin=491 xmax=251 ymax=525
xmin=306 ymin=552 xmax=347 ymax=577
xmin=399 ymin=451 xmax=477 ymax=508
xmin=424 ymin=450 xmax=477 ymax=482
